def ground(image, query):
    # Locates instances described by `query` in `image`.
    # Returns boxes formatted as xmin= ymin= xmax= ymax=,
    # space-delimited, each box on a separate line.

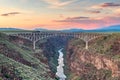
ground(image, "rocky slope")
xmin=65 ymin=33 xmax=120 ymax=80
xmin=0 ymin=32 xmax=54 ymax=80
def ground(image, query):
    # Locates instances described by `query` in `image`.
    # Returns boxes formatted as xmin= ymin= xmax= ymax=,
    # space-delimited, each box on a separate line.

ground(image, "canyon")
xmin=0 ymin=32 xmax=120 ymax=80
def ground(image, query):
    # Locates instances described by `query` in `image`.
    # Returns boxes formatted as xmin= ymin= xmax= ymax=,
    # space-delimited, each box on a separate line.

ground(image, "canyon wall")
xmin=0 ymin=33 xmax=55 ymax=80
xmin=65 ymin=34 xmax=120 ymax=80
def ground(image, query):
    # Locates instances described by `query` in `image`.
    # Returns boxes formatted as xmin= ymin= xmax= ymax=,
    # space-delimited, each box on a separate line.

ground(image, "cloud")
xmin=87 ymin=10 xmax=101 ymax=14
xmin=54 ymin=16 xmax=103 ymax=24
xmin=42 ymin=0 xmax=76 ymax=8
xmin=66 ymin=16 xmax=90 ymax=20
xmin=54 ymin=16 xmax=90 ymax=22
xmin=1 ymin=12 xmax=21 ymax=16
xmin=100 ymin=2 xmax=120 ymax=7
xmin=54 ymin=16 xmax=120 ymax=29
xmin=92 ymin=2 xmax=120 ymax=9
xmin=55 ymin=16 xmax=120 ymax=23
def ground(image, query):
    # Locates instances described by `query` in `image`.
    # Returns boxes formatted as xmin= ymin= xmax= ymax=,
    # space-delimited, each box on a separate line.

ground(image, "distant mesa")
xmin=98 ymin=25 xmax=120 ymax=30
xmin=0 ymin=25 xmax=120 ymax=32
xmin=60 ymin=28 xmax=84 ymax=32
xmin=92 ymin=25 xmax=120 ymax=32
xmin=60 ymin=25 xmax=120 ymax=32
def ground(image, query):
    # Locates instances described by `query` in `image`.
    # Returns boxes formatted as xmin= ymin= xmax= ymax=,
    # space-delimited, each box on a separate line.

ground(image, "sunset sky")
xmin=0 ymin=0 xmax=120 ymax=30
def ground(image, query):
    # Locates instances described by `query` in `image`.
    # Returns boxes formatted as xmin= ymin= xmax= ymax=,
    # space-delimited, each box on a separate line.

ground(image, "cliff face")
xmin=66 ymin=34 xmax=120 ymax=80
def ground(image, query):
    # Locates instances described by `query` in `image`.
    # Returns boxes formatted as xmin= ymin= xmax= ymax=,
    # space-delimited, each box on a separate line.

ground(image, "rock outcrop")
xmin=67 ymin=49 xmax=119 ymax=77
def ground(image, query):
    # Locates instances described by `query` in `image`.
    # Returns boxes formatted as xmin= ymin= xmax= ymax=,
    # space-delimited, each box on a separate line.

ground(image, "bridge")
xmin=8 ymin=31 xmax=108 ymax=50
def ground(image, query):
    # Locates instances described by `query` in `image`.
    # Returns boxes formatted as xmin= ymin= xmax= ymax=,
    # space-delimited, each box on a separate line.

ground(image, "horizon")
xmin=0 ymin=24 xmax=120 ymax=31
xmin=0 ymin=0 xmax=120 ymax=30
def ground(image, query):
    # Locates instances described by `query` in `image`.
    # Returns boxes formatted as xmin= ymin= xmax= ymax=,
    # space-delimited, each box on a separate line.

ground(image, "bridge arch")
xmin=8 ymin=32 xmax=108 ymax=50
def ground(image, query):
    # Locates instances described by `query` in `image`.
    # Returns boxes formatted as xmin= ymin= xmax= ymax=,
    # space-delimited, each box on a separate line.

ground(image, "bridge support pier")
xmin=33 ymin=41 xmax=36 ymax=50
xmin=85 ymin=41 xmax=88 ymax=49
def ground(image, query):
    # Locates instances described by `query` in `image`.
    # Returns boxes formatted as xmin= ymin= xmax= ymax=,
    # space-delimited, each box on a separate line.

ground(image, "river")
xmin=56 ymin=48 xmax=66 ymax=80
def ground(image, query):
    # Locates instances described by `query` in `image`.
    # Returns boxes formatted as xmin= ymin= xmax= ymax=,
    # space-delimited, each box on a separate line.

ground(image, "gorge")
xmin=0 ymin=32 xmax=120 ymax=80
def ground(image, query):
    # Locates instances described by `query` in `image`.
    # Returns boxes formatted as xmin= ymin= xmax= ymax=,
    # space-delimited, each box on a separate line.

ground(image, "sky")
xmin=0 ymin=0 xmax=120 ymax=30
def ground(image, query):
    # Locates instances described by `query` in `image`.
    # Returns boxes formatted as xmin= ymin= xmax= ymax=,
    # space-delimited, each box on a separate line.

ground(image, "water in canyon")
xmin=56 ymin=48 xmax=66 ymax=80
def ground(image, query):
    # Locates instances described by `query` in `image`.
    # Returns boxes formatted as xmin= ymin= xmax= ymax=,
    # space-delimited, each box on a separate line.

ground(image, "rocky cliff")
xmin=66 ymin=33 xmax=120 ymax=80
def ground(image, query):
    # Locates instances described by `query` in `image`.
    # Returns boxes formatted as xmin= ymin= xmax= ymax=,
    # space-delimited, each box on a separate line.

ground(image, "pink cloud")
xmin=54 ymin=16 xmax=120 ymax=29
